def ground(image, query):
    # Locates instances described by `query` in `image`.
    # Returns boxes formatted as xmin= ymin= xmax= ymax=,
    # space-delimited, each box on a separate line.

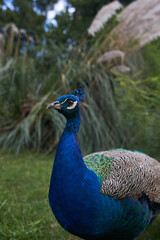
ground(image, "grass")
xmin=0 ymin=152 xmax=80 ymax=240
xmin=0 ymin=151 xmax=160 ymax=240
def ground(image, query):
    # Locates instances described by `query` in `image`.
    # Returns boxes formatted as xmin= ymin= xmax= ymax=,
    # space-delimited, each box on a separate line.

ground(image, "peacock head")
xmin=46 ymin=88 xmax=85 ymax=119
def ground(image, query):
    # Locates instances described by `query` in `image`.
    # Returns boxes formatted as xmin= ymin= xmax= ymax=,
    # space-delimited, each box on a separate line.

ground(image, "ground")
xmin=0 ymin=151 xmax=160 ymax=240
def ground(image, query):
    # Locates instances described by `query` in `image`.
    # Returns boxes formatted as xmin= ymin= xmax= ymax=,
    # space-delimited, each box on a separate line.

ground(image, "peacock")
xmin=46 ymin=88 xmax=160 ymax=240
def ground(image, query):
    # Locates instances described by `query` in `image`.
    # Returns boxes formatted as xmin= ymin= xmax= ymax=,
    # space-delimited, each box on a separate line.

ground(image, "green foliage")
xmin=115 ymin=73 xmax=160 ymax=156
xmin=66 ymin=0 xmax=108 ymax=39
xmin=0 ymin=0 xmax=47 ymax=41
xmin=0 ymin=52 xmax=65 ymax=153
xmin=141 ymin=39 xmax=160 ymax=78
xmin=48 ymin=11 xmax=73 ymax=44
xmin=0 ymin=45 xmax=124 ymax=154
xmin=0 ymin=0 xmax=124 ymax=47
xmin=52 ymin=0 xmax=130 ymax=45
xmin=0 ymin=0 xmax=160 ymax=159
xmin=1 ymin=32 xmax=160 ymax=157
xmin=65 ymin=0 xmax=134 ymax=42
xmin=119 ymin=0 xmax=134 ymax=4
xmin=0 ymin=0 xmax=136 ymax=50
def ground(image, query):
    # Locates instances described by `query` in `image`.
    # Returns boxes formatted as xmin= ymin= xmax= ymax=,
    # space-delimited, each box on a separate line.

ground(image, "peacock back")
xmin=84 ymin=149 xmax=160 ymax=214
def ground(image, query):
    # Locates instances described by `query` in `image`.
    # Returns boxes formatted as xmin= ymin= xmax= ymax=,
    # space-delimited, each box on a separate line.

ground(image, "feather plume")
xmin=111 ymin=65 xmax=130 ymax=73
xmin=20 ymin=29 xmax=27 ymax=35
xmin=114 ymin=0 xmax=160 ymax=47
xmin=28 ymin=36 xmax=34 ymax=43
xmin=4 ymin=23 xmax=19 ymax=34
xmin=97 ymin=50 xmax=125 ymax=63
xmin=88 ymin=1 xmax=123 ymax=36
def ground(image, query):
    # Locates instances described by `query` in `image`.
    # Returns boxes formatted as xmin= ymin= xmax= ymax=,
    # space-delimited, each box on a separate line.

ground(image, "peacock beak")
xmin=46 ymin=101 xmax=61 ymax=110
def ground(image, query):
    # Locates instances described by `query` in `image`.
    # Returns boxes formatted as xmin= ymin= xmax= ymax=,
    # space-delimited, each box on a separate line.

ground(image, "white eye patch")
xmin=66 ymin=101 xmax=78 ymax=109
xmin=60 ymin=98 xmax=68 ymax=104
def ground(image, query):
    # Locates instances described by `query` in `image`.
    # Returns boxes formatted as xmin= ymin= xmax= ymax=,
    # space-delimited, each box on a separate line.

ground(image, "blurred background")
xmin=0 ymin=0 xmax=160 ymax=239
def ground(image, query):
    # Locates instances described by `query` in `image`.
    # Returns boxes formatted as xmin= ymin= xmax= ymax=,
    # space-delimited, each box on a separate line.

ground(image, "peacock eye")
xmin=66 ymin=99 xmax=73 ymax=106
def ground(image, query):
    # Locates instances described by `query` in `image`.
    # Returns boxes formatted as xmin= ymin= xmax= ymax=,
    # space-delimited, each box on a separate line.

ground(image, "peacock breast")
xmin=49 ymin=164 xmax=151 ymax=240
xmin=49 ymin=161 xmax=107 ymax=235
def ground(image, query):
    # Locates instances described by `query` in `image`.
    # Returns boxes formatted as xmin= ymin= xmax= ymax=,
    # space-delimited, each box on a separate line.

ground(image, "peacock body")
xmin=47 ymin=90 xmax=160 ymax=240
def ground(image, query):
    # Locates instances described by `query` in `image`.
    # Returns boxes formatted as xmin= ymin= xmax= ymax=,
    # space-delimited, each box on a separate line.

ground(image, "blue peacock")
xmin=46 ymin=88 xmax=160 ymax=240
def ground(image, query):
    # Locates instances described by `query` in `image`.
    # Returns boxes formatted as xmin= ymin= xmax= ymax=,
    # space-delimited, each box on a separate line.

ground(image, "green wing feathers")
xmin=84 ymin=154 xmax=114 ymax=181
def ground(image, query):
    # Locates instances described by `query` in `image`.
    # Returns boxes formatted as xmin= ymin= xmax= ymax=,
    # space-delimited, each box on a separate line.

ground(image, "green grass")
xmin=0 ymin=152 xmax=80 ymax=240
xmin=0 ymin=152 xmax=160 ymax=240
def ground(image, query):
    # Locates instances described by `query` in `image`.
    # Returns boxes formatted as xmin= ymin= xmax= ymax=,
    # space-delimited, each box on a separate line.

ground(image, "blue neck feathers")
xmin=49 ymin=109 xmax=103 ymax=236
xmin=65 ymin=110 xmax=81 ymax=136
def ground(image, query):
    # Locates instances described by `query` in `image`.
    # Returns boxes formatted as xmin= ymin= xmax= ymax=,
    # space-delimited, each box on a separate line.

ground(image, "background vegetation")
xmin=0 ymin=0 xmax=160 ymax=239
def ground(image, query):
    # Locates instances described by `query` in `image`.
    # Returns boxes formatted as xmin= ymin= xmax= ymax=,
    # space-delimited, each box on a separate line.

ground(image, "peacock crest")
xmin=74 ymin=86 xmax=85 ymax=102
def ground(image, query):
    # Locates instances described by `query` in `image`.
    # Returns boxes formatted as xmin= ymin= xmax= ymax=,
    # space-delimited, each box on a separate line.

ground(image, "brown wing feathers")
xmin=85 ymin=150 xmax=160 ymax=204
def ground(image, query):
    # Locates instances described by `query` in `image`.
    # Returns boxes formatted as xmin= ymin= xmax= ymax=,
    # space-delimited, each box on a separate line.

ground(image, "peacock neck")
xmin=49 ymin=114 xmax=102 ymax=236
xmin=51 ymin=109 xmax=86 ymax=178
xmin=65 ymin=110 xmax=81 ymax=136
xmin=49 ymin=110 xmax=115 ymax=238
